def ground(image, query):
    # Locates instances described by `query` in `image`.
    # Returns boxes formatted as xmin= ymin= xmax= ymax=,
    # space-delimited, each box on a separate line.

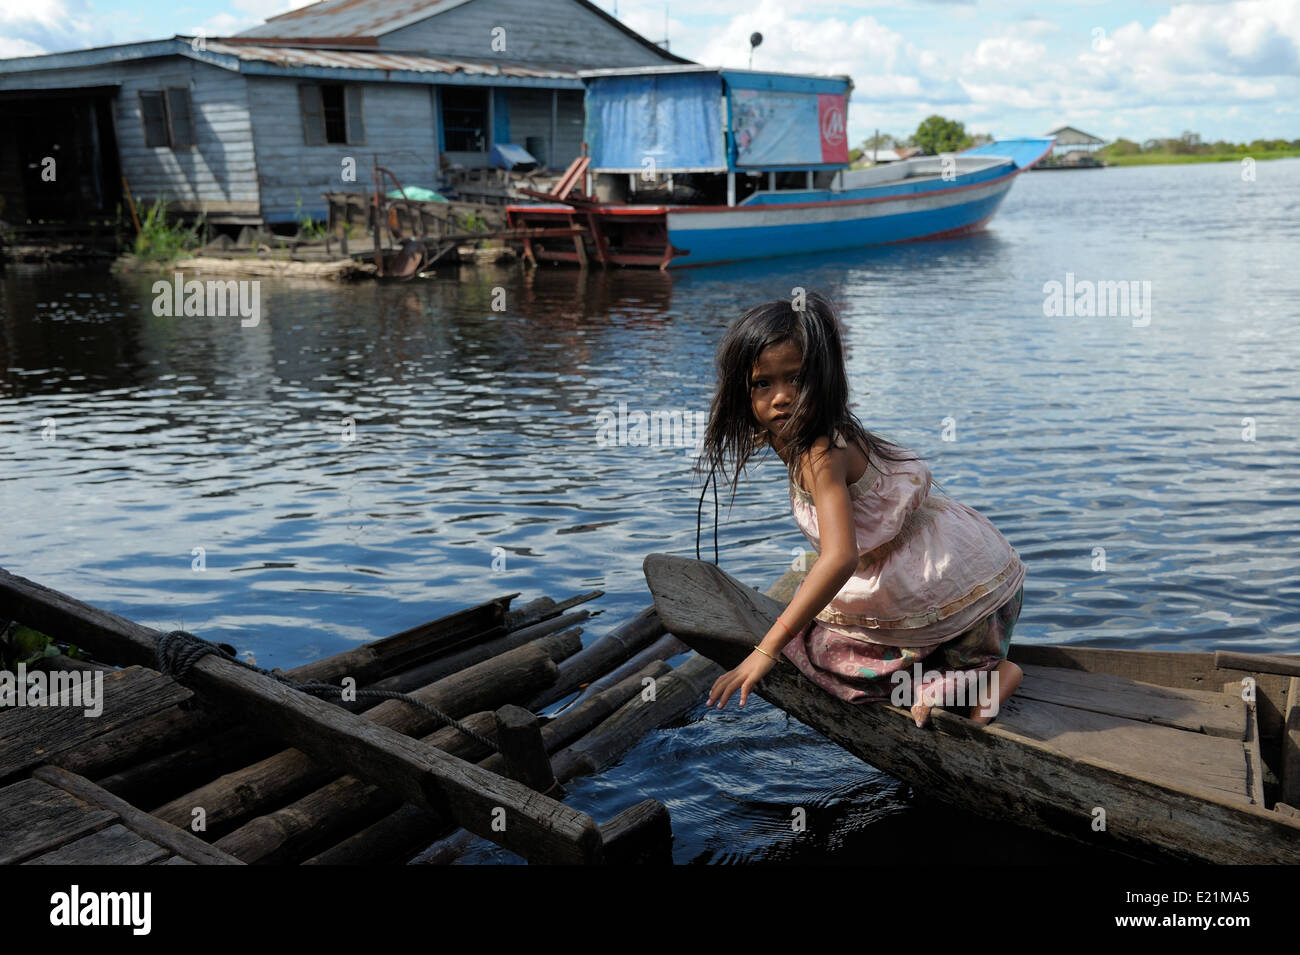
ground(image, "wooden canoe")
xmin=643 ymin=553 xmax=1300 ymax=864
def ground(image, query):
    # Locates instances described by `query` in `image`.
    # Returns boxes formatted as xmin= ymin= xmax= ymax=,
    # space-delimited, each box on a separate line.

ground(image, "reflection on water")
xmin=2 ymin=159 xmax=1298 ymax=862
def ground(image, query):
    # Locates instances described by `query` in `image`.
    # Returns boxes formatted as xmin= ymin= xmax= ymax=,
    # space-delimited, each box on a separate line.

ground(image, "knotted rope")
xmin=156 ymin=629 xmax=501 ymax=754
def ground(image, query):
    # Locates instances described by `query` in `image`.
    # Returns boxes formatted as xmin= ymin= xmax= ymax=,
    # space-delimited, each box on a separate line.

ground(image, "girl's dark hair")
xmin=694 ymin=291 xmax=924 ymax=558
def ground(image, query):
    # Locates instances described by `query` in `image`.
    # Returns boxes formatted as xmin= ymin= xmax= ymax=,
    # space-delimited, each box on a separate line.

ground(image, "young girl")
xmin=696 ymin=291 xmax=1026 ymax=728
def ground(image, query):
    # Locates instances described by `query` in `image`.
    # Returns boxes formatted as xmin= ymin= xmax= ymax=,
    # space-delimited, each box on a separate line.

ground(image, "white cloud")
xmin=190 ymin=0 xmax=318 ymax=39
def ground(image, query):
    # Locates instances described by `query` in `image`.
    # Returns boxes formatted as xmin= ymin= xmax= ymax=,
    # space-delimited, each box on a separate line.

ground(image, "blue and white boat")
xmin=507 ymin=65 xmax=1051 ymax=269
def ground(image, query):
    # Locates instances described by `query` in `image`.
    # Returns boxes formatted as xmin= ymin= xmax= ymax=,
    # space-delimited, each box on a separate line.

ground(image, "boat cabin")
xmin=577 ymin=64 xmax=853 ymax=208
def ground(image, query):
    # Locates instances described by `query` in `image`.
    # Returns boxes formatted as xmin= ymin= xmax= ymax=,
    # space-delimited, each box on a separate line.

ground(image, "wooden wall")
xmin=0 ymin=57 xmax=260 ymax=218
xmin=245 ymin=76 xmax=440 ymax=223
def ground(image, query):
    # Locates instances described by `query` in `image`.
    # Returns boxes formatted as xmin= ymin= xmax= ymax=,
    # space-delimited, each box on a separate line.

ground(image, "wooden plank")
xmin=642 ymin=552 xmax=1300 ymax=863
xmin=598 ymin=798 xmax=672 ymax=864
xmin=23 ymin=823 xmax=168 ymax=865
xmin=32 ymin=765 xmax=243 ymax=865
xmin=1243 ymin=701 xmax=1266 ymax=806
xmin=1216 ymin=650 xmax=1300 ymax=679
xmin=1016 ymin=663 xmax=1245 ymax=739
xmin=989 ymin=695 xmax=1253 ymax=804
xmin=1282 ymin=677 xmax=1300 ymax=807
xmin=0 ymin=778 xmax=115 ymax=864
xmin=1008 ymin=643 xmax=1291 ymax=738
xmin=0 ymin=665 xmax=191 ymax=781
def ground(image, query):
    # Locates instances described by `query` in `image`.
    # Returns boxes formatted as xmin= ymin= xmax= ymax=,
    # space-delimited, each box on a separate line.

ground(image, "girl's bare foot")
xmin=969 ymin=660 xmax=1022 ymax=725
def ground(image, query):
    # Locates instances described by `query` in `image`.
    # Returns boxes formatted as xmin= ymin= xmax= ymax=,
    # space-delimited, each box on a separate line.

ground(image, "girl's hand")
xmin=708 ymin=650 xmax=777 ymax=709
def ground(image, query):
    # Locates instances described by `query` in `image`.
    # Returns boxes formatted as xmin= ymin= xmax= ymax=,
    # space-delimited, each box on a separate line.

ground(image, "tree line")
xmin=850 ymin=118 xmax=1299 ymax=162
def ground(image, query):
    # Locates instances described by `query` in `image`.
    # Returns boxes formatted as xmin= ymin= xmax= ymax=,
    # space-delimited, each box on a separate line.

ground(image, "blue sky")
xmin=2 ymin=0 xmax=1296 ymax=144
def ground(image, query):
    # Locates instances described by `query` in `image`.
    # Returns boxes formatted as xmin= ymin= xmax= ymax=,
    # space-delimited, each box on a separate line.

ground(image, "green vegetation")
xmin=1102 ymin=132 xmax=1300 ymax=166
xmin=1 ymin=623 xmax=88 ymax=671
xmin=294 ymin=191 xmax=330 ymax=241
xmin=911 ymin=115 xmax=974 ymax=155
xmin=850 ymin=118 xmax=994 ymax=163
xmin=132 ymin=198 xmax=205 ymax=262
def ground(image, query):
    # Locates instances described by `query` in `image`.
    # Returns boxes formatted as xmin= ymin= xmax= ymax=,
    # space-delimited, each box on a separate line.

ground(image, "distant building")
xmin=856 ymin=146 xmax=920 ymax=165
xmin=0 ymin=0 xmax=690 ymax=227
xmin=1045 ymin=125 xmax=1106 ymax=159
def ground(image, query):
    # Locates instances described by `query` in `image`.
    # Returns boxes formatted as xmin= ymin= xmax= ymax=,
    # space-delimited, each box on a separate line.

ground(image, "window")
xmin=441 ymin=87 xmax=487 ymax=152
xmin=300 ymin=84 xmax=365 ymax=145
xmin=139 ymin=88 xmax=195 ymax=149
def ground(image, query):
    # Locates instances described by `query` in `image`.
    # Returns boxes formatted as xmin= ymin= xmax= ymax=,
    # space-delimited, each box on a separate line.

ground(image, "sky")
xmin=1 ymin=0 xmax=1297 ymax=145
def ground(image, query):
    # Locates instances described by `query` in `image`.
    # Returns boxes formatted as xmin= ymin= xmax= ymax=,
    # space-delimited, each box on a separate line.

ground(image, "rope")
xmin=156 ymin=630 xmax=501 ymax=754
xmin=695 ymin=464 xmax=719 ymax=565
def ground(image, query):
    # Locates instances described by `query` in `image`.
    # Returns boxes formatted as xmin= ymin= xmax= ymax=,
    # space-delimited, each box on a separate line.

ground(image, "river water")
xmin=2 ymin=159 xmax=1298 ymax=863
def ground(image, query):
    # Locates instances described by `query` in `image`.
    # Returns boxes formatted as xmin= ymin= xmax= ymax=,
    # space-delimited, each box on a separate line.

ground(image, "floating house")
xmin=1037 ymin=125 xmax=1108 ymax=169
xmin=0 ymin=0 xmax=690 ymax=229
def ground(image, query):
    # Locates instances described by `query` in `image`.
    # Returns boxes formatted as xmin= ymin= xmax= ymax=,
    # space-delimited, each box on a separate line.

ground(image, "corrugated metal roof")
xmin=205 ymin=40 xmax=579 ymax=78
xmin=237 ymin=0 xmax=470 ymax=39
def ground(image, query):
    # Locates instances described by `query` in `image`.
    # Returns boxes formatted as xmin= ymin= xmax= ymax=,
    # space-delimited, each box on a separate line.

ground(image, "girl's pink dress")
xmin=780 ymin=447 xmax=1026 ymax=704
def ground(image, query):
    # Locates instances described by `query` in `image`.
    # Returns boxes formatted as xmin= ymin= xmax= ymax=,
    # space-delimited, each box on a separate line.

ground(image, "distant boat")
xmin=506 ymin=66 xmax=1052 ymax=269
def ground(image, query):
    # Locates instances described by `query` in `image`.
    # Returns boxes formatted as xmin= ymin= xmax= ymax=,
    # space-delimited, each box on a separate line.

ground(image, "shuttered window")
xmin=166 ymin=88 xmax=195 ymax=148
xmin=345 ymin=85 xmax=365 ymax=145
xmin=300 ymin=83 xmax=365 ymax=145
xmin=140 ymin=91 xmax=169 ymax=147
xmin=300 ymin=84 xmax=326 ymax=145
xmin=140 ymin=88 xmax=195 ymax=149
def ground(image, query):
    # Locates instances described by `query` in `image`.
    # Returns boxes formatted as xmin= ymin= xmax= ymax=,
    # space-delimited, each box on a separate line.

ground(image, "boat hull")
xmin=506 ymin=138 xmax=1052 ymax=269
xmin=642 ymin=552 xmax=1300 ymax=863
xmin=665 ymin=175 xmax=1013 ymax=267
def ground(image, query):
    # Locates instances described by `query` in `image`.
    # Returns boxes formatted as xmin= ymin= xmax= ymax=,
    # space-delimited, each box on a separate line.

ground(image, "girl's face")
xmin=749 ymin=339 xmax=802 ymax=451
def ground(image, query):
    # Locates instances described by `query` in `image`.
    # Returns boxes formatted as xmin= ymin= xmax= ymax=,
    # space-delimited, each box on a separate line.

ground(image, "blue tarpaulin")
xmin=490 ymin=143 xmax=539 ymax=171
xmin=584 ymin=72 xmax=725 ymax=172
